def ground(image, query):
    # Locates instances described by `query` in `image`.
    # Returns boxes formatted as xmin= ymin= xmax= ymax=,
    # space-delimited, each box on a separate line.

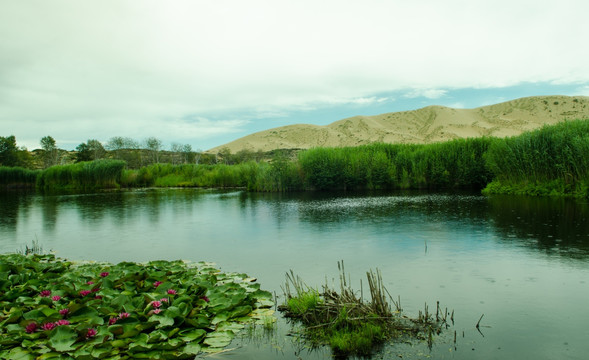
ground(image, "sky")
xmin=1 ymin=0 xmax=588 ymax=151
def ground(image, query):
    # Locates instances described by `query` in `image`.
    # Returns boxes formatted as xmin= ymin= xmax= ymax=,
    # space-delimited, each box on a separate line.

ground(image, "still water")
xmin=1 ymin=189 xmax=589 ymax=359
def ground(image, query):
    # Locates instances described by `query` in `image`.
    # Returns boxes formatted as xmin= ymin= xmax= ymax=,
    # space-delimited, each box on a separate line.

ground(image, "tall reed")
xmin=0 ymin=166 xmax=39 ymax=188
xmin=36 ymin=159 xmax=126 ymax=192
xmin=484 ymin=119 xmax=589 ymax=197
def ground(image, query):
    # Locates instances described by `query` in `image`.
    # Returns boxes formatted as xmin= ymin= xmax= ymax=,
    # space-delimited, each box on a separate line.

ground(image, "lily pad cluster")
xmin=0 ymin=254 xmax=274 ymax=359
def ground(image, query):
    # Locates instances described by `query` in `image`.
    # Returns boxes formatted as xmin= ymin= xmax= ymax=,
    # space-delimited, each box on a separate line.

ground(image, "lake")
xmin=1 ymin=189 xmax=588 ymax=359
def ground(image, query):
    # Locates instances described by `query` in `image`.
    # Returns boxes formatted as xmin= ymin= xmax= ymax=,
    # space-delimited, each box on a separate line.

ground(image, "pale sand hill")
xmin=208 ymin=95 xmax=589 ymax=153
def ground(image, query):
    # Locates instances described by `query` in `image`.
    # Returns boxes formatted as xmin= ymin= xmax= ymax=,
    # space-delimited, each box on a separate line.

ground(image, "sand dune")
xmin=209 ymin=95 xmax=589 ymax=153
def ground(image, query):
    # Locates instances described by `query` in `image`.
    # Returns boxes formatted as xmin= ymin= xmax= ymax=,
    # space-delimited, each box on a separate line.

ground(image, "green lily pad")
xmin=48 ymin=326 xmax=77 ymax=352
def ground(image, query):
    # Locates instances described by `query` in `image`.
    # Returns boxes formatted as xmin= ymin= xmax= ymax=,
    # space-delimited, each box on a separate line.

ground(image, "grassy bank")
xmin=0 ymin=166 xmax=39 ymax=189
xmin=483 ymin=119 xmax=589 ymax=198
xmin=298 ymin=138 xmax=492 ymax=190
xmin=35 ymin=160 xmax=126 ymax=192
xmin=2 ymin=119 xmax=588 ymax=197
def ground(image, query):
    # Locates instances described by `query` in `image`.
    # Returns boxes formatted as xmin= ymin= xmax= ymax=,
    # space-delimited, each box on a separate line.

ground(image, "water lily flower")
xmin=161 ymin=298 xmax=169 ymax=303
xmin=108 ymin=317 xmax=117 ymax=325
xmin=167 ymin=289 xmax=177 ymax=295
xmin=150 ymin=300 xmax=162 ymax=308
xmin=79 ymin=290 xmax=91 ymax=297
xmin=55 ymin=319 xmax=70 ymax=326
xmin=59 ymin=308 xmax=69 ymax=316
xmin=153 ymin=281 xmax=163 ymax=288
xmin=153 ymin=308 xmax=162 ymax=314
xmin=86 ymin=281 xmax=94 ymax=285
xmin=42 ymin=322 xmax=56 ymax=331
xmin=100 ymin=272 xmax=109 ymax=277
xmin=86 ymin=328 xmax=97 ymax=338
xmin=25 ymin=322 xmax=37 ymax=333
xmin=91 ymin=287 xmax=100 ymax=293
xmin=51 ymin=295 xmax=61 ymax=301
xmin=119 ymin=312 xmax=130 ymax=319
xmin=39 ymin=290 xmax=51 ymax=297
xmin=94 ymin=295 xmax=103 ymax=300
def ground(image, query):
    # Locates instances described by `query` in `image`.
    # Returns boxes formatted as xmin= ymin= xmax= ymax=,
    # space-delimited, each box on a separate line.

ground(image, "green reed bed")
xmin=483 ymin=119 xmax=589 ymax=198
xmin=121 ymin=159 xmax=303 ymax=192
xmin=36 ymin=160 xmax=126 ymax=192
xmin=0 ymin=166 xmax=39 ymax=189
xmin=0 ymin=253 xmax=274 ymax=359
xmin=298 ymin=137 xmax=493 ymax=191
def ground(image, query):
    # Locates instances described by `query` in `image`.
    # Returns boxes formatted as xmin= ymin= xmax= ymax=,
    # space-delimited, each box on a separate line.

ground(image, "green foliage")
xmin=484 ymin=119 xmax=589 ymax=197
xmin=36 ymin=160 xmax=126 ymax=192
xmin=0 ymin=135 xmax=19 ymax=167
xmin=0 ymin=166 xmax=39 ymax=188
xmin=40 ymin=135 xmax=60 ymax=168
xmin=286 ymin=290 xmax=321 ymax=317
xmin=76 ymin=139 xmax=106 ymax=162
xmin=0 ymin=253 xmax=274 ymax=358
xmin=299 ymin=138 xmax=493 ymax=191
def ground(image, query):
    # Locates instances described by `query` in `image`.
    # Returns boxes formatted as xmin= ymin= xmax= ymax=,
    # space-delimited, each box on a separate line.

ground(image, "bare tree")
xmin=145 ymin=137 xmax=162 ymax=164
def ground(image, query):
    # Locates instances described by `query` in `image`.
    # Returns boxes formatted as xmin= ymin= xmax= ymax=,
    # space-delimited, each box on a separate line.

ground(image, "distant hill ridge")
xmin=209 ymin=95 xmax=589 ymax=153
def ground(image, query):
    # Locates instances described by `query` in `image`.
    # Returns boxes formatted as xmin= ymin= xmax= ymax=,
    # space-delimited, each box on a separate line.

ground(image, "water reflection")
xmin=488 ymin=195 xmax=589 ymax=259
xmin=1 ymin=189 xmax=589 ymax=359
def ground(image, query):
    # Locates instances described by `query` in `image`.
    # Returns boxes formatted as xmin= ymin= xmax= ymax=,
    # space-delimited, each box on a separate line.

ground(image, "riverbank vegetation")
xmin=483 ymin=119 xmax=589 ymax=198
xmin=279 ymin=263 xmax=451 ymax=357
xmin=1 ymin=119 xmax=588 ymax=197
xmin=0 ymin=253 xmax=274 ymax=359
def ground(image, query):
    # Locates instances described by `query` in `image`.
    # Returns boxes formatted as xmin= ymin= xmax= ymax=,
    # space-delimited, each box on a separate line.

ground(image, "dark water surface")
xmin=1 ymin=189 xmax=589 ymax=359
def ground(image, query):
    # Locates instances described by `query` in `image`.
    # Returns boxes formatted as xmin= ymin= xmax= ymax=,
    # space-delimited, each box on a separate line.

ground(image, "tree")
xmin=40 ymin=136 xmax=59 ymax=168
xmin=0 ymin=135 xmax=19 ymax=167
xmin=170 ymin=142 xmax=182 ymax=165
xmin=75 ymin=142 xmax=92 ymax=162
xmin=106 ymin=137 xmax=140 ymax=167
xmin=145 ymin=137 xmax=162 ymax=164
xmin=181 ymin=144 xmax=195 ymax=164
xmin=87 ymin=139 xmax=106 ymax=160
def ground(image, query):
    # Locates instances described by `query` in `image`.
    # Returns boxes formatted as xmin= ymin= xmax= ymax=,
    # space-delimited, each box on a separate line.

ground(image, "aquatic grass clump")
xmin=279 ymin=263 xmax=450 ymax=358
xmin=0 ymin=253 xmax=274 ymax=359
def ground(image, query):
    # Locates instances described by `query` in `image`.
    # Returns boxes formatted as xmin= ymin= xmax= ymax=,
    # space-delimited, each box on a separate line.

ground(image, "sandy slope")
xmin=208 ymin=95 xmax=589 ymax=153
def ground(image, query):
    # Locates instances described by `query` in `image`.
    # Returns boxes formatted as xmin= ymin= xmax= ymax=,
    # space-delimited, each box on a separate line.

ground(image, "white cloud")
xmin=1 ymin=0 xmax=588 ymax=149
xmin=404 ymin=89 xmax=448 ymax=100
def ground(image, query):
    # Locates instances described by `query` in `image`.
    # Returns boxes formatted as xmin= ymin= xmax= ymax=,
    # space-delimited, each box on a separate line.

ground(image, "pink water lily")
xmin=150 ymin=300 xmax=162 ymax=308
xmin=42 ymin=322 xmax=56 ymax=331
xmin=100 ymin=272 xmax=109 ymax=277
xmin=161 ymin=297 xmax=169 ymax=303
xmin=153 ymin=308 xmax=162 ymax=314
xmin=55 ymin=319 xmax=70 ymax=326
xmin=153 ymin=281 xmax=163 ymax=288
xmin=108 ymin=317 xmax=118 ymax=325
xmin=39 ymin=290 xmax=51 ymax=297
xmin=25 ymin=322 xmax=37 ymax=333
xmin=86 ymin=328 xmax=97 ymax=338
xmin=59 ymin=308 xmax=69 ymax=316
xmin=86 ymin=281 xmax=94 ymax=285
xmin=51 ymin=295 xmax=61 ymax=301
xmin=119 ymin=312 xmax=130 ymax=319
xmin=167 ymin=289 xmax=177 ymax=295
xmin=79 ymin=290 xmax=91 ymax=297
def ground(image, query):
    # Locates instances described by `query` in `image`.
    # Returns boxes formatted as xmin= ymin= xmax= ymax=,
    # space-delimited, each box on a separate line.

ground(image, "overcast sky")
xmin=1 ymin=0 xmax=588 ymax=151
